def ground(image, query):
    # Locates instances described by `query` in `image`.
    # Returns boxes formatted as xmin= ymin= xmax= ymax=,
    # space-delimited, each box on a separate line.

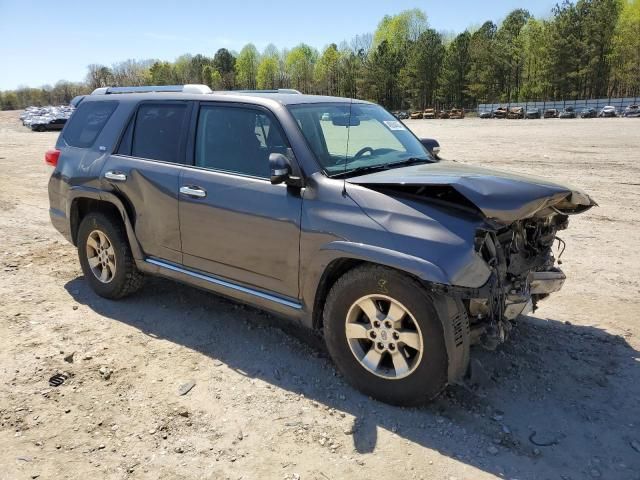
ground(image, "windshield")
xmin=288 ymin=103 xmax=433 ymax=177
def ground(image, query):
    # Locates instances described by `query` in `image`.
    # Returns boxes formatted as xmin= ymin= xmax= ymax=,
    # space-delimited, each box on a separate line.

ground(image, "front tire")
xmin=323 ymin=265 xmax=449 ymax=406
xmin=77 ymin=212 xmax=143 ymax=299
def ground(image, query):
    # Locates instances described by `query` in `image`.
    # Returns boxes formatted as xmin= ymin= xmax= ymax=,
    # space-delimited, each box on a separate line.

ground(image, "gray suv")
xmin=47 ymin=85 xmax=595 ymax=405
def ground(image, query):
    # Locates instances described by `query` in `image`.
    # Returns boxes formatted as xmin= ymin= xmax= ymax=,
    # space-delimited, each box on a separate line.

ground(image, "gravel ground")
xmin=1 ymin=111 xmax=639 ymax=480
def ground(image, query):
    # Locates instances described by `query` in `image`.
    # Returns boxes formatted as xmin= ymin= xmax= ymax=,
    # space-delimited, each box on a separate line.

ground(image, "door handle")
xmin=104 ymin=171 xmax=127 ymax=182
xmin=180 ymin=185 xmax=207 ymax=198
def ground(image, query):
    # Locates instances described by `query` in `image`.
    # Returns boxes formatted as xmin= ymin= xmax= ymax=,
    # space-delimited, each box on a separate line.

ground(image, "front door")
xmin=179 ymin=103 xmax=302 ymax=298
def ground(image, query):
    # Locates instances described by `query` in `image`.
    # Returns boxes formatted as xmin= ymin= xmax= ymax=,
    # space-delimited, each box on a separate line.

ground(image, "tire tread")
xmin=323 ymin=264 xmax=449 ymax=406
xmin=78 ymin=212 xmax=143 ymax=299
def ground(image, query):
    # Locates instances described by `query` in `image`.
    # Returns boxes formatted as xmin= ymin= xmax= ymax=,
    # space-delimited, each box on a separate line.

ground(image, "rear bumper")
xmin=48 ymin=173 xmax=74 ymax=244
xmin=49 ymin=207 xmax=73 ymax=244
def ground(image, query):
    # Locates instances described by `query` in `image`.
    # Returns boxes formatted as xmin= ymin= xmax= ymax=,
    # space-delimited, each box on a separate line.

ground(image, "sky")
xmin=0 ymin=0 xmax=557 ymax=90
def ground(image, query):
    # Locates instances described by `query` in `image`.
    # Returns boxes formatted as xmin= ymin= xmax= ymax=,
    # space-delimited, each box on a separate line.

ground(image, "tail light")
xmin=45 ymin=149 xmax=60 ymax=167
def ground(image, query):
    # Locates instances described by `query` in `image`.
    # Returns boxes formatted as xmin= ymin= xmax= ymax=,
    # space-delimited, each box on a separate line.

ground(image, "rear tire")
xmin=77 ymin=212 xmax=143 ymax=299
xmin=323 ymin=265 xmax=449 ymax=406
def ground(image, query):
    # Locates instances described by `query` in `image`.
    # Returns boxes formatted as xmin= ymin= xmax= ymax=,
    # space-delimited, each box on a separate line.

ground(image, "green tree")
xmin=189 ymin=54 xmax=213 ymax=84
xmin=363 ymin=40 xmax=406 ymax=108
xmin=495 ymin=9 xmax=531 ymax=102
xmin=213 ymin=48 xmax=236 ymax=89
xmin=170 ymin=54 xmax=214 ymax=84
xmin=257 ymin=57 xmax=279 ymax=89
xmin=2 ymin=92 xmax=18 ymax=110
xmin=315 ymin=43 xmax=341 ymax=95
xmin=369 ymin=10 xmax=429 ymax=107
xmin=148 ymin=61 xmax=176 ymax=85
xmin=285 ymin=44 xmax=318 ymax=92
xmin=438 ymin=31 xmax=472 ymax=107
xmin=467 ymin=21 xmax=498 ymax=103
xmin=547 ymin=1 xmax=585 ymax=99
xmin=260 ymin=44 xmax=287 ymax=88
xmin=110 ymin=59 xmax=153 ymax=86
xmin=401 ymin=29 xmax=445 ymax=108
xmin=611 ymin=0 xmax=640 ymax=95
xmin=235 ymin=44 xmax=260 ymax=89
xmin=336 ymin=47 xmax=361 ymax=98
xmin=520 ymin=18 xmax=552 ymax=100
xmin=201 ymin=65 xmax=222 ymax=89
xmin=374 ymin=9 xmax=429 ymax=47
xmin=578 ymin=0 xmax=623 ymax=97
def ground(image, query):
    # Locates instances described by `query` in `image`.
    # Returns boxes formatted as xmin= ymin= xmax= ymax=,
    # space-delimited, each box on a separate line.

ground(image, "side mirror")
xmin=269 ymin=153 xmax=290 ymax=184
xmin=269 ymin=149 xmax=305 ymax=187
xmin=420 ymin=138 xmax=441 ymax=159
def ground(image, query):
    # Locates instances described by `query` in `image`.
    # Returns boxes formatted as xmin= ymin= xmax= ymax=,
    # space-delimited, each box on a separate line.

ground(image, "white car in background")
xmin=598 ymin=105 xmax=617 ymax=117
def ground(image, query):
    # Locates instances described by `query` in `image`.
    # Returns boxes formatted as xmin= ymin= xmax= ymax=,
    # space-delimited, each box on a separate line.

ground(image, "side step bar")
xmin=145 ymin=258 xmax=302 ymax=310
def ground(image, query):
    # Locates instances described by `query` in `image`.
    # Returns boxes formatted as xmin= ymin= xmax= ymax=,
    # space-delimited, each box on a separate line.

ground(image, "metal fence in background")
xmin=478 ymin=97 xmax=640 ymax=114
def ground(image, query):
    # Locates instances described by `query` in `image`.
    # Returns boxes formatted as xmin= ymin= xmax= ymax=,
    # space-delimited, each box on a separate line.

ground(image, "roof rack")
xmin=91 ymin=84 xmax=212 ymax=95
xmin=229 ymin=89 xmax=302 ymax=95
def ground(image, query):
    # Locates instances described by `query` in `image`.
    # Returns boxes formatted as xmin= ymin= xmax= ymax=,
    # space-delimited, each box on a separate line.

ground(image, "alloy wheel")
xmin=86 ymin=229 xmax=116 ymax=283
xmin=345 ymin=294 xmax=423 ymax=379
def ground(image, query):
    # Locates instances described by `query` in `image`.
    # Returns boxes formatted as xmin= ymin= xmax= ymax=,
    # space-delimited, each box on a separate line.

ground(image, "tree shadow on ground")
xmin=66 ymin=276 xmax=640 ymax=480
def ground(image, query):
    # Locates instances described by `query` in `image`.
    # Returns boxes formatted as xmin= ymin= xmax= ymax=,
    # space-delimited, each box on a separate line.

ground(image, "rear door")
xmin=178 ymin=103 xmax=302 ymax=298
xmin=102 ymin=101 xmax=193 ymax=264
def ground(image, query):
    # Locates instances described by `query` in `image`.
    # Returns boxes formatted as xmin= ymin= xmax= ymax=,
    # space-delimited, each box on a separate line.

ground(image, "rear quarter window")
xmin=118 ymin=103 xmax=189 ymax=164
xmin=62 ymin=101 xmax=118 ymax=148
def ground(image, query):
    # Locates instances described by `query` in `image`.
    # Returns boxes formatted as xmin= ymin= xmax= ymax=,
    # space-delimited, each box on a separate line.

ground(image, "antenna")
xmin=342 ymin=97 xmax=353 ymax=195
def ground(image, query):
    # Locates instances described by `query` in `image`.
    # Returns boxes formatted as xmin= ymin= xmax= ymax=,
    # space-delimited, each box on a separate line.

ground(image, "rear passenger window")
xmin=128 ymin=103 xmax=189 ymax=163
xmin=195 ymin=106 xmax=289 ymax=178
xmin=63 ymin=101 xmax=117 ymax=148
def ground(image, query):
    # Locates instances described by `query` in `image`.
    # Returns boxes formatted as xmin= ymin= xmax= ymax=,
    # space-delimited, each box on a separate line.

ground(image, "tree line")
xmin=1 ymin=0 xmax=638 ymax=111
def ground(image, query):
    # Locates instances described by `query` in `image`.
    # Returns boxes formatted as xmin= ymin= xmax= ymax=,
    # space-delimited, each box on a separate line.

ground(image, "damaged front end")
xmin=469 ymin=213 xmax=570 ymax=349
xmin=346 ymin=161 xmax=597 ymax=350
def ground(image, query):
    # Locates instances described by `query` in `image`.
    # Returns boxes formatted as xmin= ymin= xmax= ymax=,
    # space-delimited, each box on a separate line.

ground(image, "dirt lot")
xmin=1 ymin=110 xmax=639 ymax=480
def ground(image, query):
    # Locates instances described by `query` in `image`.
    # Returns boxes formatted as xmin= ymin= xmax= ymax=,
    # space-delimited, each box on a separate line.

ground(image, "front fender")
xmin=301 ymin=238 xmax=489 ymax=309
xmin=300 ymin=238 xmax=463 ymax=327
xmin=322 ymin=241 xmax=449 ymax=285
xmin=299 ymin=239 xmax=450 ymax=330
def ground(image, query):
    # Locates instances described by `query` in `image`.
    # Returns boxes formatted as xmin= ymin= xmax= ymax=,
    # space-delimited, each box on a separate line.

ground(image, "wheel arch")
xmin=306 ymin=240 xmax=451 ymax=327
xmin=309 ymin=249 xmax=470 ymax=384
xmin=68 ymin=188 xmax=143 ymax=260
xmin=311 ymin=257 xmax=364 ymax=330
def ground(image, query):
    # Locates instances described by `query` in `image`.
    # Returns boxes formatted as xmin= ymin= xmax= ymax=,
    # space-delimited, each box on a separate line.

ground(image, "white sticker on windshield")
xmin=383 ymin=120 xmax=406 ymax=131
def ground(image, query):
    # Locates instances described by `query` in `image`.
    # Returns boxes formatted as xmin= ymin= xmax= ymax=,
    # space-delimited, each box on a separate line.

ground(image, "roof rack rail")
xmin=230 ymin=89 xmax=302 ymax=94
xmin=91 ymin=84 xmax=212 ymax=95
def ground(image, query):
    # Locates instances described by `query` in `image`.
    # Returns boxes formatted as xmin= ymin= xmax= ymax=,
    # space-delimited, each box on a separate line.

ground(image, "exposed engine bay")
xmin=345 ymin=161 xmax=597 ymax=351
xmin=470 ymin=212 xmax=570 ymax=349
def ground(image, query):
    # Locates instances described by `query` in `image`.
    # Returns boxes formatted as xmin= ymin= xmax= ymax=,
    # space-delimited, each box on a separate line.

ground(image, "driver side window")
xmin=195 ymin=106 xmax=289 ymax=178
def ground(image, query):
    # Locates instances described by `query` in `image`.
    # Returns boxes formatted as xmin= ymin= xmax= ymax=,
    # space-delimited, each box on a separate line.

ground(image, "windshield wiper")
xmin=331 ymin=163 xmax=391 ymax=178
xmin=386 ymin=157 xmax=432 ymax=168
xmin=330 ymin=157 xmax=432 ymax=178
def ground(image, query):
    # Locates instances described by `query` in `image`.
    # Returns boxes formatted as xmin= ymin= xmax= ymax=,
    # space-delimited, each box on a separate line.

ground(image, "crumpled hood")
xmin=346 ymin=161 xmax=596 ymax=223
